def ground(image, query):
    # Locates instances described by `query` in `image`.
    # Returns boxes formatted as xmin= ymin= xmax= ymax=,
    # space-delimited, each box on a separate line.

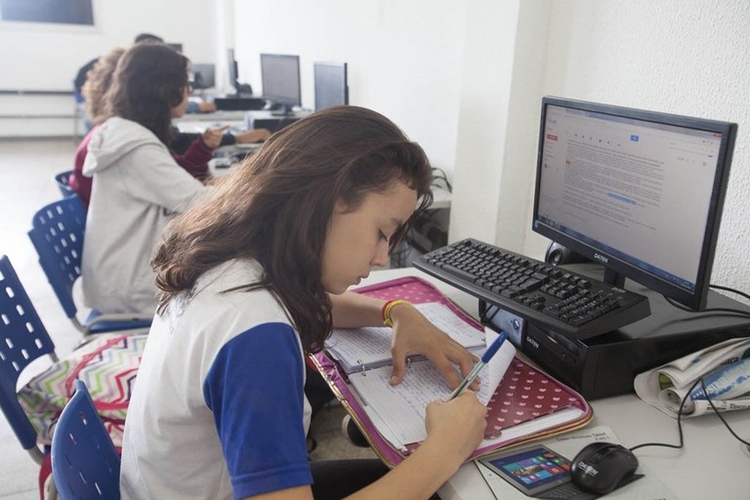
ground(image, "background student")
xmin=69 ymin=44 xmax=270 ymax=210
xmin=80 ymin=42 xmax=210 ymax=317
xmin=120 ymin=105 xmax=486 ymax=500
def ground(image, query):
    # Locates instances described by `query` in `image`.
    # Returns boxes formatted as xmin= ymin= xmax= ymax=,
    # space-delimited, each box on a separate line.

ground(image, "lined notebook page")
xmin=325 ymin=301 xmax=485 ymax=373
xmin=348 ymin=329 xmax=516 ymax=449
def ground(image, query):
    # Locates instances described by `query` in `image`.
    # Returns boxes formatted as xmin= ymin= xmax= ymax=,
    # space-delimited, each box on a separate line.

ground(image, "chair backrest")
xmin=27 ymin=196 xmax=87 ymax=326
xmin=54 ymin=170 xmax=76 ymax=198
xmin=52 ymin=380 xmax=121 ymax=500
xmin=0 ymin=255 xmax=57 ymax=459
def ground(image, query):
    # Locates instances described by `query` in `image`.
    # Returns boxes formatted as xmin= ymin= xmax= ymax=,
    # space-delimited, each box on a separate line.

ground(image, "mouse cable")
xmin=629 ymin=377 xmax=750 ymax=453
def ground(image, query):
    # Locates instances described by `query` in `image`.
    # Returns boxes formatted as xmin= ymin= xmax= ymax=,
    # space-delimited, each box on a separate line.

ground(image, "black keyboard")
xmin=413 ymin=238 xmax=650 ymax=340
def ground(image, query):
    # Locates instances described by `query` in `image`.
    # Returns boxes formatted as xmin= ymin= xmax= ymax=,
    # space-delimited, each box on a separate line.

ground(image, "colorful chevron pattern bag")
xmin=17 ymin=332 xmax=147 ymax=448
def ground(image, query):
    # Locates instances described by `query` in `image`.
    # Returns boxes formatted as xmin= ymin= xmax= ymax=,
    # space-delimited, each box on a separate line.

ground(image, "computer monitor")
xmin=532 ymin=96 xmax=737 ymax=311
xmin=191 ymin=63 xmax=215 ymax=90
xmin=227 ymin=48 xmax=239 ymax=89
xmin=260 ymin=53 xmax=301 ymax=116
xmin=314 ymin=61 xmax=349 ymax=111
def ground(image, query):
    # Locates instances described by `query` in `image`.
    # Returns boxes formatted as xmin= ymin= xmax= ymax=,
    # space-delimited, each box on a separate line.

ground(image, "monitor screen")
xmin=227 ymin=48 xmax=239 ymax=87
xmin=314 ymin=61 xmax=348 ymax=111
xmin=191 ymin=63 xmax=215 ymax=90
xmin=532 ymin=96 xmax=737 ymax=311
xmin=260 ymin=53 xmax=301 ymax=116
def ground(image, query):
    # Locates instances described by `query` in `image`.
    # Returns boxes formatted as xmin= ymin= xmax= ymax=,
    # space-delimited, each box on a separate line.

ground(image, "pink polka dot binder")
xmin=311 ymin=275 xmax=593 ymax=467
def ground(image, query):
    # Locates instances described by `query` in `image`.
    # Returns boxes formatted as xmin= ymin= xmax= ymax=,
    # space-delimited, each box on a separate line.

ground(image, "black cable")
xmin=628 ymin=376 xmax=750 ymax=453
xmin=628 ymin=377 xmax=701 ymax=452
xmin=431 ymin=167 xmax=452 ymax=193
xmin=698 ymin=378 xmax=750 ymax=447
xmin=663 ymin=295 xmax=750 ymax=319
xmin=710 ymin=284 xmax=750 ymax=303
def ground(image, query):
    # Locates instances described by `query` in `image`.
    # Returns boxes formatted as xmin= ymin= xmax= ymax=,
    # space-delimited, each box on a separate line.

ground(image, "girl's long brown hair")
xmin=106 ymin=42 xmax=188 ymax=145
xmin=152 ymin=106 xmax=434 ymax=352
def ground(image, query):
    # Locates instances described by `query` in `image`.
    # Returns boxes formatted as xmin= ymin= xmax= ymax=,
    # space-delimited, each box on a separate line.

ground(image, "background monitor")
xmin=314 ymin=61 xmax=349 ymax=111
xmin=227 ymin=48 xmax=239 ymax=89
xmin=532 ymin=96 xmax=737 ymax=311
xmin=260 ymin=53 xmax=301 ymax=116
xmin=191 ymin=63 xmax=215 ymax=90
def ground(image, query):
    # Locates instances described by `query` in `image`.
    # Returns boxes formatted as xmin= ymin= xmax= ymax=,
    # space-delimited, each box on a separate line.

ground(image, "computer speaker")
xmin=545 ymin=242 xmax=590 ymax=266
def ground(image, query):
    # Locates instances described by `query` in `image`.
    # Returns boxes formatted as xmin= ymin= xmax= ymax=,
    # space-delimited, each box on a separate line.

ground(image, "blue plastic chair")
xmin=0 ymin=255 xmax=59 ymax=497
xmin=53 ymin=170 xmax=75 ymax=198
xmin=51 ymin=380 xmax=121 ymax=500
xmin=27 ymin=195 xmax=152 ymax=338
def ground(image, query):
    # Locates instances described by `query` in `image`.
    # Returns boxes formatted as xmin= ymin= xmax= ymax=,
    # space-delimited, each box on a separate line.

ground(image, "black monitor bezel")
xmin=260 ymin=53 xmax=302 ymax=110
xmin=314 ymin=61 xmax=349 ymax=111
xmin=532 ymin=96 xmax=737 ymax=311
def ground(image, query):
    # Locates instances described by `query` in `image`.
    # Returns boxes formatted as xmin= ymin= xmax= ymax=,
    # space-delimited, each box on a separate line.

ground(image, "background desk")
xmin=174 ymin=109 xmax=311 ymax=134
xmin=357 ymin=267 xmax=750 ymax=500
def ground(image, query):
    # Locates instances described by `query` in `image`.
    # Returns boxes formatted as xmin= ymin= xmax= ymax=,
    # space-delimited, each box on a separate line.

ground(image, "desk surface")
xmin=357 ymin=267 xmax=750 ymax=500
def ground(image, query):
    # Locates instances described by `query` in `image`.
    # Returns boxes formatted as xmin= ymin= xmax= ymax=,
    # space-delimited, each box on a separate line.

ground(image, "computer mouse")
xmin=570 ymin=442 xmax=639 ymax=494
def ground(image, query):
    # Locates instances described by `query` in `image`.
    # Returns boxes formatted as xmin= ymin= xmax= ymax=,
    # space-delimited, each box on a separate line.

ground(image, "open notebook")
xmin=312 ymin=276 xmax=593 ymax=467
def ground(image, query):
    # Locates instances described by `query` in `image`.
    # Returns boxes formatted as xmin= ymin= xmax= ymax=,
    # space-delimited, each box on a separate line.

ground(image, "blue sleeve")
xmin=203 ymin=322 xmax=312 ymax=499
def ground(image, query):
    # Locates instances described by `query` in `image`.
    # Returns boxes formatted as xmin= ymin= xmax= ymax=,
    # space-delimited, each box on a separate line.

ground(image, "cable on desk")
xmin=629 ymin=377 xmax=750 ymax=453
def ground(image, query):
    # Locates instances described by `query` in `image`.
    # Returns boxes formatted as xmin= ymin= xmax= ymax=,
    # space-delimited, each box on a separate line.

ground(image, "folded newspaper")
xmin=633 ymin=337 xmax=750 ymax=418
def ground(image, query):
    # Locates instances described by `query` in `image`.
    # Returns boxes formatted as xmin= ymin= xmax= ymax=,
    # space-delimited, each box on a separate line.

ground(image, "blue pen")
xmin=449 ymin=331 xmax=509 ymax=400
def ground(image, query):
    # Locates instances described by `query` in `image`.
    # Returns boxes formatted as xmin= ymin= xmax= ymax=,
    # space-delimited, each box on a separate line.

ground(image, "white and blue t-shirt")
xmin=120 ymin=259 xmax=313 ymax=500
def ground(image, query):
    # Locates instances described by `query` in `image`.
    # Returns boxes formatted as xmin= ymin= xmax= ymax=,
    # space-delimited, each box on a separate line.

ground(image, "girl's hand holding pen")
xmin=423 ymin=391 xmax=487 ymax=464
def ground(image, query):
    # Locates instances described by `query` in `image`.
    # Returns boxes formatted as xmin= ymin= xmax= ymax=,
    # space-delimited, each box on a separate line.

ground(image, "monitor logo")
xmin=593 ymin=253 xmax=609 ymax=264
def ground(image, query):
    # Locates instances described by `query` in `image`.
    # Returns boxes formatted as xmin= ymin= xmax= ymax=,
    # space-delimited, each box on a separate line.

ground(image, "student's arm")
xmin=241 ymin=392 xmax=486 ymax=500
xmin=329 ymin=291 xmax=477 ymax=388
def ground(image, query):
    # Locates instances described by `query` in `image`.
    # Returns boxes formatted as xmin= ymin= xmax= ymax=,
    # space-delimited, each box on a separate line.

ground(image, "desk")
xmin=357 ymin=267 xmax=750 ymax=500
xmin=174 ymin=110 xmax=311 ymax=134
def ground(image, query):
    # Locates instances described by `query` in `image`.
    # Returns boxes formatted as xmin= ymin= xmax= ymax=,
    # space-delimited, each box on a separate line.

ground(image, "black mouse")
xmin=570 ymin=442 xmax=639 ymax=494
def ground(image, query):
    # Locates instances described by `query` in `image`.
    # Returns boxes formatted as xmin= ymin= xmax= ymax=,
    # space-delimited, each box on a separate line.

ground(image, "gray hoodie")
xmin=81 ymin=116 xmax=208 ymax=316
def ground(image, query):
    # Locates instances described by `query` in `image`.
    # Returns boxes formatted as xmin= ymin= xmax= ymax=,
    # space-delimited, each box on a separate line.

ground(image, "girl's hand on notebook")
xmin=388 ymin=303 xmax=479 ymax=389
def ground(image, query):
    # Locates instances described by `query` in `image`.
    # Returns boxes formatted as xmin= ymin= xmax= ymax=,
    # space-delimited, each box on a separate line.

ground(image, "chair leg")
xmin=42 ymin=472 xmax=58 ymax=500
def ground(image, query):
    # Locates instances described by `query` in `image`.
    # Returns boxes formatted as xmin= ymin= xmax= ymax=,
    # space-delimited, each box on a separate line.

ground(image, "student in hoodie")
xmin=120 ymin=105 xmax=486 ymax=500
xmin=69 ymin=45 xmax=270 ymax=211
xmin=80 ymin=42 xmax=210 ymax=317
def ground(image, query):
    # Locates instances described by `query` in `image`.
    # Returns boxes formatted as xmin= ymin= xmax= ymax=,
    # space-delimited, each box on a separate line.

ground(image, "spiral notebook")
xmin=311 ymin=276 xmax=593 ymax=467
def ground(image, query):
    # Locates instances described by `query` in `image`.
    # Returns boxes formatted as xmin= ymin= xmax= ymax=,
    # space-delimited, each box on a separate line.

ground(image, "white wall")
xmin=3 ymin=0 xmax=748 ymax=301
xmin=534 ymin=0 xmax=750 ymax=296
xmin=0 ymin=0 xmax=220 ymax=137
xmin=234 ymin=0 xmax=750 ymax=302
xmin=232 ymin=0 xmax=467 ymax=175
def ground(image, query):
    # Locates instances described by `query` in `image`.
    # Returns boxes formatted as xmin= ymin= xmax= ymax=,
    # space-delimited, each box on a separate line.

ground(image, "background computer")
xmin=314 ymin=61 xmax=348 ymax=111
xmin=191 ymin=63 xmax=215 ymax=90
xmin=227 ymin=48 xmax=253 ymax=96
xmin=260 ymin=53 xmax=301 ymax=116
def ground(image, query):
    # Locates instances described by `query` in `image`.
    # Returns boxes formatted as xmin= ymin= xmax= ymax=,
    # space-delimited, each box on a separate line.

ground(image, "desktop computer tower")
xmin=481 ymin=263 xmax=750 ymax=400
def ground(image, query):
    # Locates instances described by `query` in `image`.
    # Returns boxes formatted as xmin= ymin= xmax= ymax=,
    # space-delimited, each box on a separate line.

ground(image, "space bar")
xmin=440 ymin=265 xmax=478 ymax=283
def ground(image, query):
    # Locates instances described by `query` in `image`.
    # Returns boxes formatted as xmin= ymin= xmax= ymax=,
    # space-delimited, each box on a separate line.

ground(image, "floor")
xmin=0 ymin=138 xmax=375 ymax=499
